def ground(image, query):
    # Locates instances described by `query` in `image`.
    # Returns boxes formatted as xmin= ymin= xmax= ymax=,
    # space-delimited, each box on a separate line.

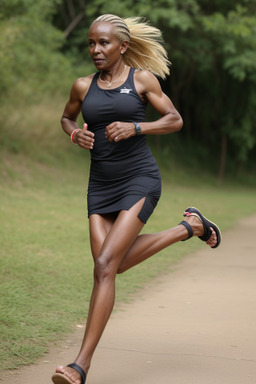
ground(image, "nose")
xmin=93 ymin=43 xmax=101 ymax=54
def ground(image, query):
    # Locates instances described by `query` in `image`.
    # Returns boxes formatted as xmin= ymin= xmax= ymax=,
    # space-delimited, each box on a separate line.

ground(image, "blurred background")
xmin=1 ymin=0 xmax=256 ymax=373
xmin=1 ymin=0 xmax=256 ymax=182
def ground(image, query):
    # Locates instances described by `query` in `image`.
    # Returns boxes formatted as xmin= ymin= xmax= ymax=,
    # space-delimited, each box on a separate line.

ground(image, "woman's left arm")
xmin=135 ymin=70 xmax=183 ymax=135
xmin=105 ymin=70 xmax=183 ymax=142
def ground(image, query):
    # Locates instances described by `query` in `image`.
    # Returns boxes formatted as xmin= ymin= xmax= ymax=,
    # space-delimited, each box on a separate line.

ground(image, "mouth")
xmin=93 ymin=58 xmax=105 ymax=65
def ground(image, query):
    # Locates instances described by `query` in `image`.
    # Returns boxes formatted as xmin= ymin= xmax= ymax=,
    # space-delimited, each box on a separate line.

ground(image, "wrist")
xmin=70 ymin=128 xmax=81 ymax=144
xmin=132 ymin=121 xmax=142 ymax=136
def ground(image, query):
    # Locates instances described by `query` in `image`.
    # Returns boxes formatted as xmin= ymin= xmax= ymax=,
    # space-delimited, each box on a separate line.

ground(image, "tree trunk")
xmin=64 ymin=12 xmax=85 ymax=38
xmin=218 ymin=134 xmax=227 ymax=183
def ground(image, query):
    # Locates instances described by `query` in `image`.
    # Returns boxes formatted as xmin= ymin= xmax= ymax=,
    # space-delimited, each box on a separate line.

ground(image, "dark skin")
xmin=54 ymin=21 xmax=217 ymax=384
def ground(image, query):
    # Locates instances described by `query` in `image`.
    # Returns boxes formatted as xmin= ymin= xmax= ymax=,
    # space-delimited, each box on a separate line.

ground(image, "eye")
xmin=88 ymin=41 xmax=95 ymax=47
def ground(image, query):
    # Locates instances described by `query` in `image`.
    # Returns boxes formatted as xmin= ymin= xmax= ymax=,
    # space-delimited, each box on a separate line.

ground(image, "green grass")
xmin=1 ymin=152 xmax=256 ymax=371
xmin=1 ymin=99 xmax=256 ymax=372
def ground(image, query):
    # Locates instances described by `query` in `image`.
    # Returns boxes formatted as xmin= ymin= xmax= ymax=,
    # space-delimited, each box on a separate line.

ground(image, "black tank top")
xmin=82 ymin=67 xmax=159 ymax=181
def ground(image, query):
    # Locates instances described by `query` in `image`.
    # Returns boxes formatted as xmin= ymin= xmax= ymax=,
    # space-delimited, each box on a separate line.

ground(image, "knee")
xmin=94 ymin=253 xmax=116 ymax=282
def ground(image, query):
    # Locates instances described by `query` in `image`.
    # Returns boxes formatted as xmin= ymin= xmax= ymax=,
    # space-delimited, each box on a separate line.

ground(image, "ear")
xmin=120 ymin=40 xmax=129 ymax=54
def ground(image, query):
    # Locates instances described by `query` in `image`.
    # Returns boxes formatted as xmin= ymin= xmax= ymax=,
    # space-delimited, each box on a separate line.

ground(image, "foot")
xmin=179 ymin=207 xmax=221 ymax=248
xmin=53 ymin=364 xmax=84 ymax=384
xmin=184 ymin=213 xmax=217 ymax=248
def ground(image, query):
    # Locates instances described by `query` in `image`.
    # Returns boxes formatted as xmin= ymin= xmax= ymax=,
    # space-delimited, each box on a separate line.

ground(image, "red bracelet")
xmin=71 ymin=129 xmax=81 ymax=144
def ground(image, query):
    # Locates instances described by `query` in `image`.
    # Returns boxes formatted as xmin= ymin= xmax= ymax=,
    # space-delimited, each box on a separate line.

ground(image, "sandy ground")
xmin=1 ymin=214 xmax=256 ymax=384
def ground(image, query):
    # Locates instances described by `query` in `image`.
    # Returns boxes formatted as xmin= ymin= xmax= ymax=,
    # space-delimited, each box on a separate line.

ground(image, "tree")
xmin=1 ymin=0 xmax=255 ymax=179
xmin=57 ymin=0 xmax=255 ymax=180
xmin=0 ymin=0 xmax=73 ymax=99
xmin=199 ymin=3 xmax=256 ymax=180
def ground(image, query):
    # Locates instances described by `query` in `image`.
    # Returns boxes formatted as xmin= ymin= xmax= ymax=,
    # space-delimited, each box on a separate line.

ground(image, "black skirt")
xmin=87 ymin=156 xmax=161 ymax=223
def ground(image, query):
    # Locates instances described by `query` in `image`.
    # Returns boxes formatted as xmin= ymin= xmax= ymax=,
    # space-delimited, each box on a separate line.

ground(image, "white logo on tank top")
xmin=120 ymin=88 xmax=132 ymax=94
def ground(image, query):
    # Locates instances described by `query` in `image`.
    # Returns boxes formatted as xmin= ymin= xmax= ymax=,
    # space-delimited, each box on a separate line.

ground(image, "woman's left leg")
xmin=54 ymin=199 xmax=146 ymax=383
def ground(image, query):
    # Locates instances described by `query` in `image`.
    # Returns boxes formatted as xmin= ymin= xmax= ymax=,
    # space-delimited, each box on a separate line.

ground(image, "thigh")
xmin=89 ymin=199 xmax=146 ymax=264
xmin=89 ymin=213 xmax=116 ymax=260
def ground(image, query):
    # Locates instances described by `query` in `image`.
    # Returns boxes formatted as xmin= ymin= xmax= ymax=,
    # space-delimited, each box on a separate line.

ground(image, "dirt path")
xmin=2 ymin=215 xmax=256 ymax=384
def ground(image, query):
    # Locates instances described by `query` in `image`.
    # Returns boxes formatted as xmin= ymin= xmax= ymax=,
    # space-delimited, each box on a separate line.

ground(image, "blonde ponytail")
xmin=92 ymin=14 xmax=171 ymax=79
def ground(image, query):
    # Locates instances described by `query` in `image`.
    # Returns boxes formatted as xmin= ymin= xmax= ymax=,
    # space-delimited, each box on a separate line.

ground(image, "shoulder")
xmin=70 ymin=74 xmax=96 ymax=102
xmin=134 ymin=69 xmax=158 ymax=83
xmin=134 ymin=69 xmax=163 ymax=97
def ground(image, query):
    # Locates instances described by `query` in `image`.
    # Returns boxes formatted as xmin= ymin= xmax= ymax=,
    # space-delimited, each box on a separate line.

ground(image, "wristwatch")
xmin=133 ymin=121 xmax=141 ymax=136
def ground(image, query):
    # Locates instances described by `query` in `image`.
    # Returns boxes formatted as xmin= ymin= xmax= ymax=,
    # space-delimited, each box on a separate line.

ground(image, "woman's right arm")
xmin=61 ymin=77 xmax=95 ymax=150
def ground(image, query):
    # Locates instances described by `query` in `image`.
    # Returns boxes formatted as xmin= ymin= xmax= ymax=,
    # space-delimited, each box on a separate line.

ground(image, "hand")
xmin=74 ymin=124 xmax=95 ymax=149
xmin=105 ymin=121 xmax=135 ymax=142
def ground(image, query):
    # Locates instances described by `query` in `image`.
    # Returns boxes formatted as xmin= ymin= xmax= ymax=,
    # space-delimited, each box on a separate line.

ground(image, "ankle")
xmin=184 ymin=213 xmax=204 ymax=237
xmin=74 ymin=359 xmax=90 ymax=375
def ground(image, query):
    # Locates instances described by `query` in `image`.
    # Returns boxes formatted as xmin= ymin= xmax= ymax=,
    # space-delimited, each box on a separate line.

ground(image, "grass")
xmin=1 ymin=99 xmax=256 ymax=372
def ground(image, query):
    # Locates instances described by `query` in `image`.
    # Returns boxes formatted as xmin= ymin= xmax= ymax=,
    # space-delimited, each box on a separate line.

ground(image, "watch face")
xmin=136 ymin=124 xmax=141 ymax=135
xmin=133 ymin=121 xmax=141 ymax=135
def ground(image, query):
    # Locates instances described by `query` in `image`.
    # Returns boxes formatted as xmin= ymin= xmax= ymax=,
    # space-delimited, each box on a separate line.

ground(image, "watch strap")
xmin=133 ymin=121 xmax=141 ymax=136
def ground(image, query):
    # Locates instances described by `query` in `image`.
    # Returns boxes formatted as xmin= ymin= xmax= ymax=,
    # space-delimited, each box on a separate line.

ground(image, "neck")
xmin=101 ymin=62 xmax=125 ymax=76
xmin=99 ymin=64 xmax=127 ymax=87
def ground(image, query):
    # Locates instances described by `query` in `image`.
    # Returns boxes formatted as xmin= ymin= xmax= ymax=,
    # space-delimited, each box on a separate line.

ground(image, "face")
xmin=88 ymin=22 xmax=127 ymax=70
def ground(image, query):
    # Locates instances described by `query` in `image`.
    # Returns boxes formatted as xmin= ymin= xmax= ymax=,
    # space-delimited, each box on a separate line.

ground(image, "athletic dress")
xmin=82 ymin=67 xmax=161 ymax=223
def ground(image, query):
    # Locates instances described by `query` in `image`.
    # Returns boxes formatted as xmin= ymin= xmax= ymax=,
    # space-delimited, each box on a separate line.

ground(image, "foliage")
xmin=202 ymin=5 xmax=256 ymax=175
xmin=1 ymin=0 xmax=256 ymax=179
xmin=52 ymin=0 xmax=256 ymax=179
xmin=0 ymin=0 xmax=74 ymax=99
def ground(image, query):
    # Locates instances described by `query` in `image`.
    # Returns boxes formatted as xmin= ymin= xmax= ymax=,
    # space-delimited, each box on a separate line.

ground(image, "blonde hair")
xmin=92 ymin=14 xmax=171 ymax=79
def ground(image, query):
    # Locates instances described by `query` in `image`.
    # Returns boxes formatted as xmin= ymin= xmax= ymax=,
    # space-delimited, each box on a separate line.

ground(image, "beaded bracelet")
xmin=70 ymin=129 xmax=81 ymax=144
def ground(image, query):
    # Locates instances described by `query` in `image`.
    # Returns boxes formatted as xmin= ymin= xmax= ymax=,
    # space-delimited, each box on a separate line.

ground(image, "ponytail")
xmin=92 ymin=14 xmax=171 ymax=79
